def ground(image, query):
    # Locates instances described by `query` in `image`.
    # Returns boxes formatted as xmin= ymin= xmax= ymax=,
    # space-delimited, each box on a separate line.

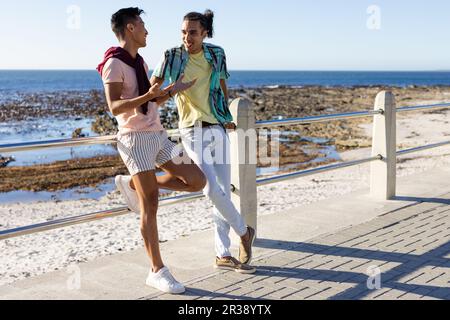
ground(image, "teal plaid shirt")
xmin=152 ymin=43 xmax=232 ymax=125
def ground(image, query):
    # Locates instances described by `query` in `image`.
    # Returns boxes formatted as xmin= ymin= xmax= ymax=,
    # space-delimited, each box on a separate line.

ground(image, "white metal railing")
xmin=0 ymin=92 xmax=449 ymax=240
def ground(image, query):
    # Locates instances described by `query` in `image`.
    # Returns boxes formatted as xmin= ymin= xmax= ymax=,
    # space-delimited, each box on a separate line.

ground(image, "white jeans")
xmin=180 ymin=125 xmax=247 ymax=258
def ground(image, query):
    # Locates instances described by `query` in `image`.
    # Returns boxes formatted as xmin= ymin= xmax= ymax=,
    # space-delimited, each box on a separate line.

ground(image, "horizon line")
xmin=1 ymin=69 xmax=450 ymax=72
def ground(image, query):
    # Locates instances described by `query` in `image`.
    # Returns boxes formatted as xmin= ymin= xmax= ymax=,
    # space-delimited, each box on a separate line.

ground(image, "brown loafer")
xmin=239 ymin=226 xmax=256 ymax=264
xmin=214 ymin=257 xmax=256 ymax=274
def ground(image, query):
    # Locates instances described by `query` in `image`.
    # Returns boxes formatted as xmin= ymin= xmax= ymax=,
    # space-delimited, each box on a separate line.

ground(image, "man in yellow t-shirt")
xmin=152 ymin=10 xmax=256 ymax=274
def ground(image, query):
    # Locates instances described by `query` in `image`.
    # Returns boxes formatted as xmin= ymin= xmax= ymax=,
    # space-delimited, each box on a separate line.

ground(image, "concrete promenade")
xmin=1 ymin=166 xmax=449 ymax=300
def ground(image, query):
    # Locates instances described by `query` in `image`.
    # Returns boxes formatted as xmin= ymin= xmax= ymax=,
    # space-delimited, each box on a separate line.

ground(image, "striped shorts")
xmin=117 ymin=130 xmax=179 ymax=176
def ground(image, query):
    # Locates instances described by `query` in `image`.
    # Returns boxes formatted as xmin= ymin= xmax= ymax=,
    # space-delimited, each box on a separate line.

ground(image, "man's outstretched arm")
xmin=104 ymin=82 xmax=165 ymax=116
xmin=150 ymin=75 xmax=197 ymax=106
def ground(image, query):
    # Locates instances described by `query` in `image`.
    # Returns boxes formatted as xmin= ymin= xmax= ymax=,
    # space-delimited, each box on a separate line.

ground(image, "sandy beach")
xmin=0 ymin=102 xmax=449 ymax=286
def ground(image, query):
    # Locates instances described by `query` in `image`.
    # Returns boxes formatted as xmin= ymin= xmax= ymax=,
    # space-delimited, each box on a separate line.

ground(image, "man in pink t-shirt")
xmin=98 ymin=7 xmax=205 ymax=295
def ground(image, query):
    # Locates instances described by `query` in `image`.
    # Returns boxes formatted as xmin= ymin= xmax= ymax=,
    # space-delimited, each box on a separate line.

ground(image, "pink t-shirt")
xmin=101 ymin=58 xmax=164 ymax=134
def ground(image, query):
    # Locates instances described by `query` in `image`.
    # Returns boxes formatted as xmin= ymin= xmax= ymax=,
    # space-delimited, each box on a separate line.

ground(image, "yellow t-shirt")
xmin=175 ymin=50 xmax=219 ymax=129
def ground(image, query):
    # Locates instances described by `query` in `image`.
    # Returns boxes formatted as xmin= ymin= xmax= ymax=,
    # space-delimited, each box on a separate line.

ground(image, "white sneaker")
xmin=146 ymin=267 xmax=185 ymax=294
xmin=115 ymin=175 xmax=140 ymax=213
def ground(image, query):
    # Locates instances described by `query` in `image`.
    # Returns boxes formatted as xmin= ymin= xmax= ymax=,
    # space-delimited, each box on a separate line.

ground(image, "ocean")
xmin=1 ymin=70 xmax=450 ymax=93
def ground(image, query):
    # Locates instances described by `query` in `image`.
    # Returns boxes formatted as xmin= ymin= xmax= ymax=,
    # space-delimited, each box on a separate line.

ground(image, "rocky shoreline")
xmin=1 ymin=85 xmax=449 ymax=192
xmin=2 ymin=85 xmax=450 ymax=128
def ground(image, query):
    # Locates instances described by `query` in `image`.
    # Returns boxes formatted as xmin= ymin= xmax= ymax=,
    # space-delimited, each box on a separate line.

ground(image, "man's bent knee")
xmin=203 ymin=183 xmax=223 ymax=199
xmin=188 ymin=174 xmax=206 ymax=192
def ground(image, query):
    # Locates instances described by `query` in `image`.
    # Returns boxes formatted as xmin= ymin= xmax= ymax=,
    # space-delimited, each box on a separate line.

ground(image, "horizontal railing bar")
xmin=256 ymin=140 xmax=450 ymax=188
xmin=396 ymin=141 xmax=450 ymax=156
xmin=396 ymin=103 xmax=450 ymax=113
xmin=1 ymin=102 xmax=449 ymax=153
xmin=158 ymin=192 xmax=204 ymax=206
xmin=0 ymin=135 xmax=117 ymax=153
xmin=256 ymin=155 xmax=382 ymax=186
xmin=0 ymin=207 xmax=130 ymax=241
xmin=256 ymin=103 xmax=450 ymax=129
xmin=0 ymin=129 xmax=180 ymax=153
xmin=0 ymin=191 xmax=204 ymax=241
xmin=255 ymin=110 xmax=383 ymax=129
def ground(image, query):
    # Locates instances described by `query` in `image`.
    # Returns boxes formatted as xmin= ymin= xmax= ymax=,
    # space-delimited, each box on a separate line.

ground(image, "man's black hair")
xmin=111 ymin=7 xmax=145 ymax=38
xmin=184 ymin=9 xmax=214 ymax=38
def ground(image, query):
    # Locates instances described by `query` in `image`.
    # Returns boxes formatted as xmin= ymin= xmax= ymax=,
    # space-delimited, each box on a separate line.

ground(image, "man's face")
xmin=128 ymin=16 xmax=148 ymax=48
xmin=181 ymin=20 xmax=207 ymax=54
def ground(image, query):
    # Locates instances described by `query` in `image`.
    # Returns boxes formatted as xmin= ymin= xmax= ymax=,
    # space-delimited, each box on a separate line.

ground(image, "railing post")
xmin=229 ymin=98 xmax=258 ymax=234
xmin=370 ymin=91 xmax=397 ymax=200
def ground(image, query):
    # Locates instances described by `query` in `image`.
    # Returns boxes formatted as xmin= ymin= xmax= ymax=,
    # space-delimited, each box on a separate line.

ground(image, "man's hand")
xmin=146 ymin=83 xmax=165 ymax=99
xmin=148 ymin=74 xmax=197 ymax=106
xmin=224 ymin=122 xmax=237 ymax=131
xmin=169 ymin=74 xmax=197 ymax=96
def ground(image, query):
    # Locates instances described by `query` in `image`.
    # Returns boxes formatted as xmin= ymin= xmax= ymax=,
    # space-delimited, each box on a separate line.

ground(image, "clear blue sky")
xmin=1 ymin=0 xmax=449 ymax=71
